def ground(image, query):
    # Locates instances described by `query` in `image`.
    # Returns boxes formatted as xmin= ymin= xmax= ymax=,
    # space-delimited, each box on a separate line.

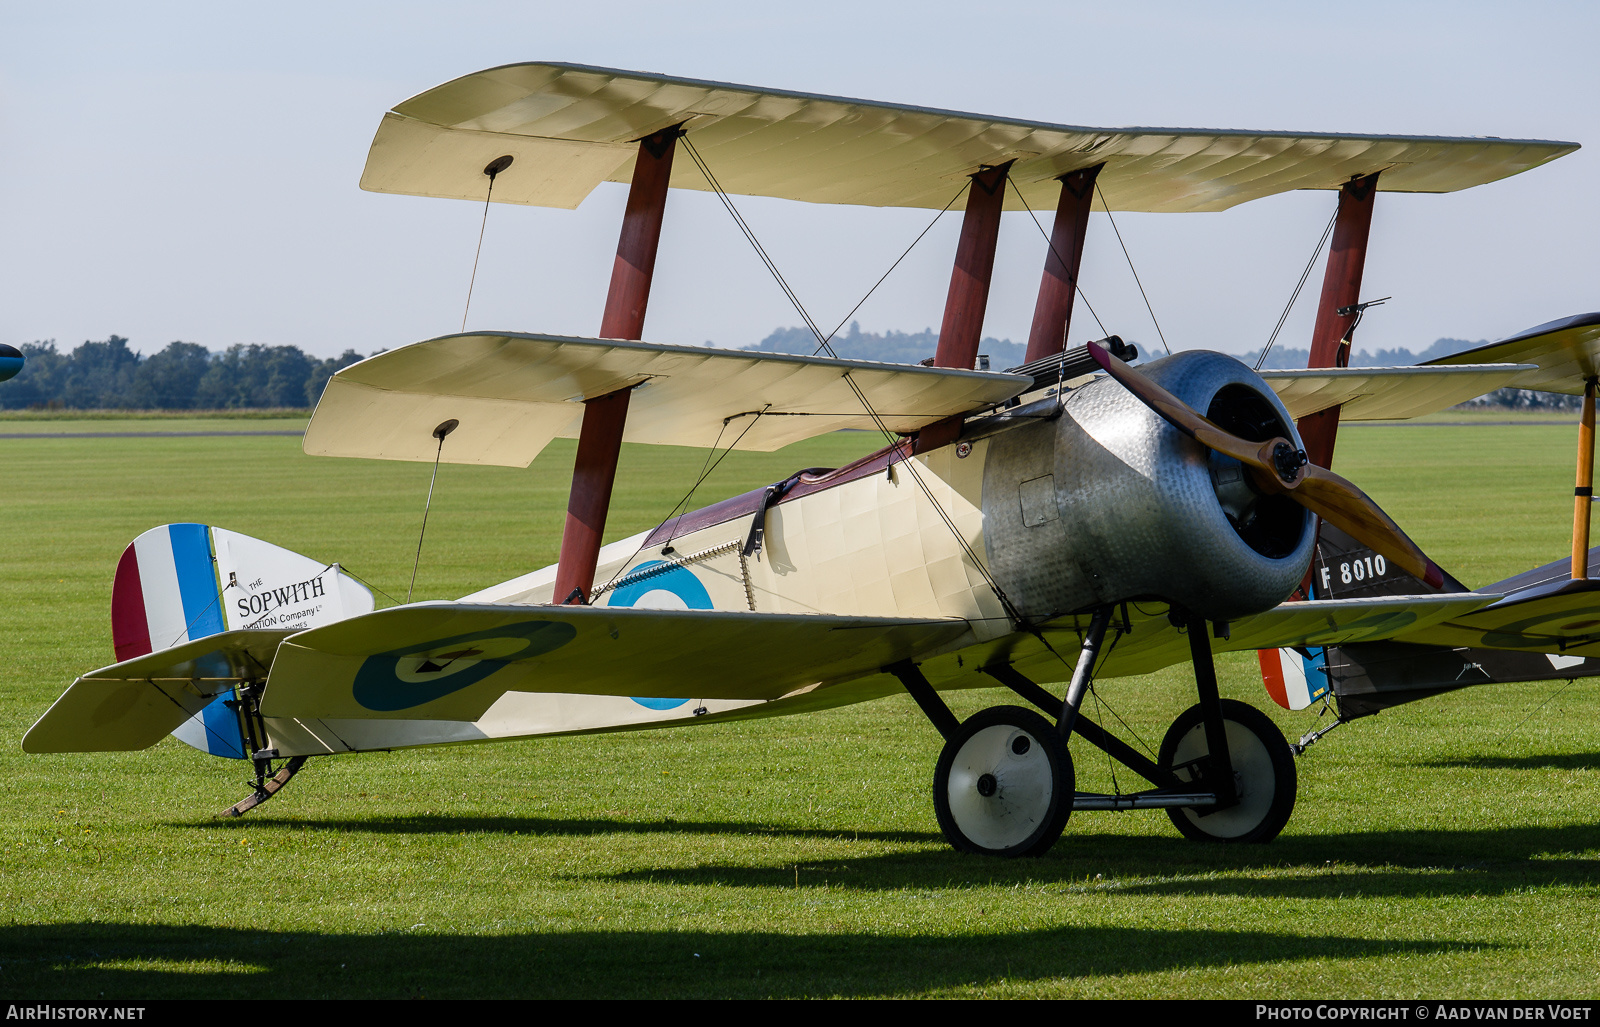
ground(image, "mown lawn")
xmin=0 ymin=419 xmax=1595 ymax=998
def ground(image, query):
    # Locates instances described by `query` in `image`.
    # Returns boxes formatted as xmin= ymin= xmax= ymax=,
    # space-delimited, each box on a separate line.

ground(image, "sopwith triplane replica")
xmin=26 ymin=64 xmax=1600 ymax=856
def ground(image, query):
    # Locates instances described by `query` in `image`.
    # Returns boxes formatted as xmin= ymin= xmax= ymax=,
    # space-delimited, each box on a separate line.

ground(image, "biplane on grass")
xmin=26 ymin=64 xmax=1600 ymax=857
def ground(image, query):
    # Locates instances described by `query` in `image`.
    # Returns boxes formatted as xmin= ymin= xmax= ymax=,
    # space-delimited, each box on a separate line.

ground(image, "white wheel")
xmin=933 ymin=706 xmax=1073 ymax=857
xmin=1160 ymin=699 xmax=1296 ymax=843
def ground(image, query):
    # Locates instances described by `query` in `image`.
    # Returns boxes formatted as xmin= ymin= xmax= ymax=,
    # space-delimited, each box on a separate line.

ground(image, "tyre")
xmin=1159 ymin=698 xmax=1296 ymax=843
xmin=933 ymin=705 xmax=1074 ymax=857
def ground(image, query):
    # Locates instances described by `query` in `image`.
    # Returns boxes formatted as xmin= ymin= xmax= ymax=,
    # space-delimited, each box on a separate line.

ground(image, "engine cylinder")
xmin=980 ymin=350 xmax=1314 ymax=622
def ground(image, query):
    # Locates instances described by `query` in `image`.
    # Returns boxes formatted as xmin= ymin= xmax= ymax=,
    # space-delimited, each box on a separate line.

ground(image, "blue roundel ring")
xmin=606 ymin=561 xmax=711 ymax=709
xmin=606 ymin=562 xmax=713 ymax=610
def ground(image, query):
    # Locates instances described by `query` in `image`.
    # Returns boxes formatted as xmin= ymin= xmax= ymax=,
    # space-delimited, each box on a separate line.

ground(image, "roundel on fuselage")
xmin=604 ymin=561 xmax=712 ymax=710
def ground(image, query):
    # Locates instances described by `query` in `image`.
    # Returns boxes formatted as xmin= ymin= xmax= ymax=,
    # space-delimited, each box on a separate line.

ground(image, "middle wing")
xmin=1260 ymin=364 xmax=1535 ymax=421
xmin=304 ymin=332 xmax=1028 ymax=466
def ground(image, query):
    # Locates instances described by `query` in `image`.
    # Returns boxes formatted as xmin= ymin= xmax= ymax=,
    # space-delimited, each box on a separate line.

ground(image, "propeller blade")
xmin=1086 ymin=340 xmax=1445 ymax=590
xmin=1086 ymin=340 xmax=1305 ymax=484
xmin=1292 ymin=466 xmax=1445 ymax=589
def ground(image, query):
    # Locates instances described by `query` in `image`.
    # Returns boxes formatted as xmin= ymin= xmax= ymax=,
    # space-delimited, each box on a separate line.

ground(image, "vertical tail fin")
xmin=110 ymin=524 xmax=373 ymax=758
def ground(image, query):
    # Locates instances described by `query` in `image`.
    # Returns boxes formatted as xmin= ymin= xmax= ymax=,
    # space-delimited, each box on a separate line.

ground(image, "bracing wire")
xmin=810 ymin=181 xmax=971 ymax=358
xmin=1255 ymin=208 xmax=1339 ymax=370
xmin=407 ymin=433 xmax=447 ymax=604
xmin=680 ymin=137 xmax=1026 ymax=624
xmin=591 ymin=408 xmax=769 ymax=598
xmin=1094 ymin=183 xmax=1171 ymax=355
xmin=338 ymin=565 xmax=402 ymax=608
xmin=460 ymin=171 xmax=500 ymax=333
xmin=1012 ymin=188 xmax=1110 ymax=339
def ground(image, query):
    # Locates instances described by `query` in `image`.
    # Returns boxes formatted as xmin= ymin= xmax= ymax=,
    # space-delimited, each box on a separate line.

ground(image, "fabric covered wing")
xmin=1392 ymin=578 xmax=1600 ymax=656
xmin=23 ymin=630 xmax=295 ymax=753
xmin=1425 ymin=312 xmax=1600 ymax=395
xmin=1261 ymin=364 xmax=1535 ymax=421
xmin=999 ymin=594 xmax=1499 ymax=681
xmin=259 ymin=603 xmax=972 ymax=721
xmin=359 ymin=63 xmax=1577 ymax=214
xmin=303 ymin=333 xmax=1028 ymax=466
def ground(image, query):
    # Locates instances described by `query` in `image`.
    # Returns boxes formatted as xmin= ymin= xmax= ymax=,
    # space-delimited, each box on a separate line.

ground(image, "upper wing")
xmin=22 ymin=629 xmax=295 ymax=753
xmin=304 ymin=333 xmax=1028 ymax=466
xmin=1260 ymin=364 xmax=1535 ymax=421
xmin=259 ymin=603 xmax=972 ymax=722
xmin=358 ymin=63 xmax=1577 ymax=213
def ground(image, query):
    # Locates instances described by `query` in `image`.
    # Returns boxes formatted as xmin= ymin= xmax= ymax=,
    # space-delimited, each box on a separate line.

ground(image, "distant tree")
xmin=196 ymin=344 xmax=315 ymax=408
xmin=130 ymin=342 xmax=211 ymax=409
xmin=61 ymin=335 xmax=141 ymax=408
xmin=747 ymin=321 xmax=1028 ymax=368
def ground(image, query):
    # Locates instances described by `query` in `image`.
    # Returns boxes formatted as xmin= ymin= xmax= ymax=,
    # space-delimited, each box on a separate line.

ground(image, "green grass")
xmin=0 ymin=408 xmax=310 ymax=422
xmin=1 ymin=422 xmax=1597 ymax=998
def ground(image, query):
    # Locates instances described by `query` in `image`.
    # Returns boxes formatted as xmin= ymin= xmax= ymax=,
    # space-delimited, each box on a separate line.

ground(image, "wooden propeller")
xmin=1087 ymin=341 xmax=1444 ymax=590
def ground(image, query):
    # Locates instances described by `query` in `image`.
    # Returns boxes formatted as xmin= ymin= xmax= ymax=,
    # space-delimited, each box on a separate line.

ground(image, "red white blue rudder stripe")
xmin=1258 ymin=646 xmax=1330 ymax=711
xmin=110 ymin=524 xmax=373 ymax=759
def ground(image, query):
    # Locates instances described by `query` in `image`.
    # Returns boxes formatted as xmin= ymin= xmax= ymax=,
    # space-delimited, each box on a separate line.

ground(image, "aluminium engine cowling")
xmin=980 ymin=349 xmax=1314 ymax=623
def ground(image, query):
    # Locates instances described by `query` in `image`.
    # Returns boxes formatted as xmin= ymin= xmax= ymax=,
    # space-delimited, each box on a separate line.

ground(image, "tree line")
xmin=0 ymin=337 xmax=366 ymax=411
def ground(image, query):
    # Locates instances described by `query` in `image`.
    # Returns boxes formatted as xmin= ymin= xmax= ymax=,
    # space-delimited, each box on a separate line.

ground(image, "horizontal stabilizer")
xmin=305 ymin=333 xmax=1028 ymax=466
xmin=23 ymin=630 xmax=295 ymax=754
xmin=260 ymin=603 xmax=972 ymax=721
xmin=361 ymin=63 xmax=1577 ymax=213
xmin=1261 ymin=363 xmax=1535 ymax=421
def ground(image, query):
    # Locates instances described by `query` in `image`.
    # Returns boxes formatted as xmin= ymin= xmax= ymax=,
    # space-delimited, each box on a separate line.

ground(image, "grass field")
xmin=1 ymin=417 xmax=1596 ymax=999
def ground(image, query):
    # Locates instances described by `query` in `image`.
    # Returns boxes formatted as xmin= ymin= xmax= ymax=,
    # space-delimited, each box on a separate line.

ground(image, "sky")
xmin=3 ymin=1 xmax=1597 ymax=361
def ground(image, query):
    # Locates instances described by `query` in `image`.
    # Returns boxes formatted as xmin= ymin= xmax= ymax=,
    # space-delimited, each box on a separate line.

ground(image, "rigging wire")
xmin=590 ymin=408 xmax=769 ymax=598
xmin=1012 ymin=187 xmax=1110 ymax=339
xmin=1505 ymin=675 xmax=1580 ymax=737
xmin=1094 ymin=183 xmax=1171 ymax=355
xmin=338 ymin=565 xmax=402 ymax=608
xmin=407 ymin=428 xmax=449 ymax=604
xmin=679 ymin=137 xmax=1025 ymax=624
xmin=810 ymin=181 xmax=971 ymax=358
xmin=1255 ymin=208 xmax=1339 ymax=370
xmin=460 ymin=162 xmax=505 ymax=333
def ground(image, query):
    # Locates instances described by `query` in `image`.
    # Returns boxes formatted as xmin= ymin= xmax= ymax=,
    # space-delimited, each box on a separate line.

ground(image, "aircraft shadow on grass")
xmin=585 ymin=823 xmax=1600 ymax=898
xmin=0 ymin=922 xmax=1483 ymax=999
xmin=171 ymin=814 xmax=940 ymax=845
xmin=174 ymin=815 xmax=1599 ymax=899
xmin=1414 ymin=751 xmax=1600 ymax=771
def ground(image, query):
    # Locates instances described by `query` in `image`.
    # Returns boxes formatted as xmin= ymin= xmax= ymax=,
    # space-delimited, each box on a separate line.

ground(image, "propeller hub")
xmin=1271 ymin=441 xmax=1308 ymax=484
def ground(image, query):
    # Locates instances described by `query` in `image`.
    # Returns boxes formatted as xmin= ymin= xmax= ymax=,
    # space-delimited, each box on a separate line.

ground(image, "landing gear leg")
xmin=1159 ymin=611 xmax=1297 ymax=842
xmin=889 ymin=661 xmax=1074 ymax=858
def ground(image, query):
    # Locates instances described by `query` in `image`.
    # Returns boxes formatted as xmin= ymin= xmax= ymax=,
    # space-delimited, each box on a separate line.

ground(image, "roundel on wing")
xmin=605 ymin=561 xmax=711 ymax=709
xmin=352 ymin=619 xmax=577 ymax=712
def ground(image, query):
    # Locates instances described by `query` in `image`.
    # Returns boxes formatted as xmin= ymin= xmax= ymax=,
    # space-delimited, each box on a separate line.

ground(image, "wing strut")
xmin=1574 ymin=377 xmax=1597 ymax=579
xmin=932 ymin=162 xmax=1012 ymax=371
xmin=1295 ymin=172 xmax=1380 ymax=469
xmin=553 ymin=126 xmax=682 ymax=604
xmin=1024 ymin=164 xmax=1101 ymax=364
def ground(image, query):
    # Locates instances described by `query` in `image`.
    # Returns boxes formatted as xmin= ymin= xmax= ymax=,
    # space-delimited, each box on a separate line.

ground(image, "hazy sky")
xmin=3 ymin=1 xmax=1596 ymax=361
